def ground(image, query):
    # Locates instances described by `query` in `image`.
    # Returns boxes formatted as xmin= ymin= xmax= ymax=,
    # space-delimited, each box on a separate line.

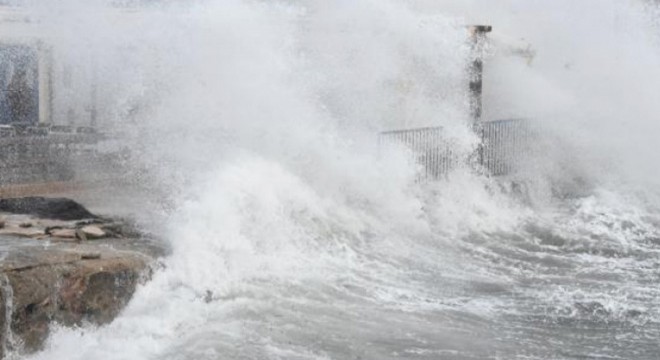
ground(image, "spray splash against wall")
xmin=414 ymin=0 xmax=660 ymax=189
xmin=10 ymin=0 xmax=660 ymax=359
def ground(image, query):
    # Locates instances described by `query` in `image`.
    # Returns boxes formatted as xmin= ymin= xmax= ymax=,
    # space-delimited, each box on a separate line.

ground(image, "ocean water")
xmin=11 ymin=0 xmax=660 ymax=359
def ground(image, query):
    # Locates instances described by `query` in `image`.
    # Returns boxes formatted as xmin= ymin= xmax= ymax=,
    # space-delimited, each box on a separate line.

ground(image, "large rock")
xmin=48 ymin=228 xmax=77 ymax=239
xmin=0 ymin=197 xmax=97 ymax=221
xmin=0 ymin=245 xmax=149 ymax=353
xmin=0 ymin=197 xmax=164 ymax=359
xmin=0 ymin=227 xmax=44 ymax=238
xmin=80 ymin=225 xmax=106 ymax=239
xmin=0 ymin=244 xmax=153 ymax=357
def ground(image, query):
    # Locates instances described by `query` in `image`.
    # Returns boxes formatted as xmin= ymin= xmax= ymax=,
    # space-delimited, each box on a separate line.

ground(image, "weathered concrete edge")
xmin=0 ymin=247 xmax=156 ymax=358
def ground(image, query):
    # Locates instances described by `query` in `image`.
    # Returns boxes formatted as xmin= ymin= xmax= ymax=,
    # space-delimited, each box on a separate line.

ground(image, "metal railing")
xmin=481 ymin=118 xmax=533 ymax=176
xmin=0 ymin=118 xmax=535 ymax=187
xmin=380 ymin=119 xmax=534 ymax=178
xmin=380 ymin=126 xmax=458 ymax=180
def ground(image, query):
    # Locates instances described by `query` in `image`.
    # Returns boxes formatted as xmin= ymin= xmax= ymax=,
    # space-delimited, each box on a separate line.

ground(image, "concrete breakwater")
xmin=0 ymin=131 xmax=103 ymax=186
xmin=0 ymin=197 xmax=163 ymax=358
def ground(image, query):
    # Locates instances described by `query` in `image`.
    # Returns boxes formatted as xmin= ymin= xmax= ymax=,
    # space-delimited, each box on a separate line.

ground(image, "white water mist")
xmin=11 ymin=0 xmax=660 ymax=359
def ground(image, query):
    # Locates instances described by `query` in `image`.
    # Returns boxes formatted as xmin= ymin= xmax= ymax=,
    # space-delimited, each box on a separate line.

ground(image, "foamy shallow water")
xmin=16 ymin=183 xmax=659 ymax=360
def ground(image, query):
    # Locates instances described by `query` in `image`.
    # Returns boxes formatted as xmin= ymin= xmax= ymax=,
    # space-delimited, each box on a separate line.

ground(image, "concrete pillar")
xmin=468 ymin=25 xmax=492 ymax=125
xmin=468 ymin=25 xmax=492 ymax=168
xmin=37 ymin=41 xmax=53 ymax=124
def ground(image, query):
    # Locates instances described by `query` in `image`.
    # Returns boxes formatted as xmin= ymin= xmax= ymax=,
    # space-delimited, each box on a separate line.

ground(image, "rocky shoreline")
xmin=0 ymin=197 xmax=164 ymax=358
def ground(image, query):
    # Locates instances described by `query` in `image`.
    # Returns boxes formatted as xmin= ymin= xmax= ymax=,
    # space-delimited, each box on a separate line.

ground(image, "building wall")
xmin=0 ymin=5 xmax=97 ymax=127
